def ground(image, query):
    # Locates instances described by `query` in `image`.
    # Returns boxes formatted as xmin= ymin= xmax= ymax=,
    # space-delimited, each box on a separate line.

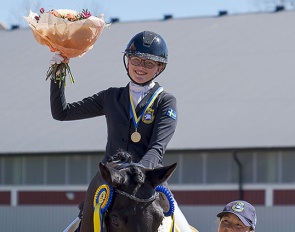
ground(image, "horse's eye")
xmin=111 ymin=218 xmax=119 ymax=226
xmin=109 ymin=214 xmax=119 ymax=227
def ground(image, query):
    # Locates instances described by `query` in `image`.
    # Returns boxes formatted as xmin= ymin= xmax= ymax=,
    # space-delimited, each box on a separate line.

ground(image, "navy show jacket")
xmin=50 ymin=80 xmax=177 ymax=169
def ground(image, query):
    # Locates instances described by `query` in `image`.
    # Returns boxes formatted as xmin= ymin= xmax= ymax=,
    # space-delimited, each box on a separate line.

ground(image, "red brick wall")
xmin=172 ymin=190 xmax=265 ymax=205
xmin=0 ymin=192 xmax=10 ymax=205
xmin=1 ymin=189 xmax=295 ymax=206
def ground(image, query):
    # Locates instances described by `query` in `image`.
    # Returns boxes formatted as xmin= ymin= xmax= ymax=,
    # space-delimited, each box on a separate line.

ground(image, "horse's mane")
xmin=106 ymin=149 xmax=132 ymax=163
xmin=106 ymin=149 xmax=144 ymax=185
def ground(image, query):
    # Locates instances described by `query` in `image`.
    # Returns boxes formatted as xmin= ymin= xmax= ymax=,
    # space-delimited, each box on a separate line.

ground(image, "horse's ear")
xmin=99 ymin=162 xmax=112 ymax=185
xmin=146 ymin=163 xmax=177 ymax=188
xmin=99 ymin=162 xmax=123 ymax=187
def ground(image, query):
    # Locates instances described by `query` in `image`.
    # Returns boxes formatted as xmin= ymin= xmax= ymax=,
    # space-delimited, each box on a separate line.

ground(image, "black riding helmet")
xmin=123 ymin=31 xmax=168 ymax=86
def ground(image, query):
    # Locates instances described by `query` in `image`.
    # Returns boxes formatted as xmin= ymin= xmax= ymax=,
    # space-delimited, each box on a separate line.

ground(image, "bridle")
xmin=113 ymin=161 xmax=159 ymax=203
xmin=115 ymin=188 xmax=159 ymax=203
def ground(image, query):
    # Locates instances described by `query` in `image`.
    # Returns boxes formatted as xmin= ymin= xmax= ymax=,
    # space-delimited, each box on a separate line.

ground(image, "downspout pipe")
xmin=233 ymin=151 xmax=244 ymax=200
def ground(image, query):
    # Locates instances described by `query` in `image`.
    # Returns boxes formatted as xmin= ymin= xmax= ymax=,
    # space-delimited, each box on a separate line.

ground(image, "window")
xmin=236 ymin=152 xmax=254 ymax=183
xmin=2 ymin=157 xmax=23 ymax=184
xmin=207 ymin=152 xmax=236 ymax=183
xmin=182 ymin=152 xmax=204 ymax=184
xmin=1 ymin=150 xmax=295 ymax=185
xmin=24 ymin=157 xmax=44 ymax=184
xmin=281 ymin=151 xmax=295 ymax=183
xmin=68 ymin=156 xmax=88 ymax=184
xmin=46 ymin=156 xmax=66 ymax=184
xmin=256 ymin=151 xmax=278 ymax=183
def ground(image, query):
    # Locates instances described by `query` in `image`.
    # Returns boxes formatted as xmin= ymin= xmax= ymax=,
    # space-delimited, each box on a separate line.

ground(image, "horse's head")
xmin=98 ymin=152 xmax=177 ymax=232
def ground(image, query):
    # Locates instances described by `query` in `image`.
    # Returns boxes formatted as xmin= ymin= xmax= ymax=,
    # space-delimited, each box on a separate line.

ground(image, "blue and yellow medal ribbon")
xmin=93 ymin=184 xmax=113 ymax=232
xmin=93 ymin=202 xmax=103 ymax=232
xmin=129 ymin=87 xmax=163 ymax=128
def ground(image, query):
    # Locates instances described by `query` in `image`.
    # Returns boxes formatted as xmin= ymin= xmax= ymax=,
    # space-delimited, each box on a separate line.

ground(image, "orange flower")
xmin=50 ymin=10 xmax=60 ymax=17
xmin=65 ymin=13 xmax=77 ymax=21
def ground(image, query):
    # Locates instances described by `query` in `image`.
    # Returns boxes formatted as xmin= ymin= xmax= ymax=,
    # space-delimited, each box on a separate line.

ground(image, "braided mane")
xmin=107 ymin=149 xmax=144 ymax=185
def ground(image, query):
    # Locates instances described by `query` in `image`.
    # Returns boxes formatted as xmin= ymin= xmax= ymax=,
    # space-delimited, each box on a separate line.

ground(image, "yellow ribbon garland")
xmin=93 ymin=202 xmax=103 ymax=232
xmin=170 ymin=214 xmax=175 ymax=232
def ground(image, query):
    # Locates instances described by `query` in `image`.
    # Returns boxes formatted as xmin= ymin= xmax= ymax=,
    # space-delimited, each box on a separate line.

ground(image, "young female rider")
xmin=50 ymin=31 xmax=191 ymax=231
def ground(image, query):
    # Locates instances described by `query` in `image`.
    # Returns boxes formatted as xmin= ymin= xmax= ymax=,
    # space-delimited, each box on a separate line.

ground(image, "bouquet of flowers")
xmin=24 ymin=8 xmax=107 ymax=87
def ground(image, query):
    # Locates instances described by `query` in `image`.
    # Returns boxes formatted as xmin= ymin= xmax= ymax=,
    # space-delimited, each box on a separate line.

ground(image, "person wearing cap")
xmin=49 ymin=31 xmax=192 ymax=231
xmin=217 ymin=200 xmax=257 ymax=232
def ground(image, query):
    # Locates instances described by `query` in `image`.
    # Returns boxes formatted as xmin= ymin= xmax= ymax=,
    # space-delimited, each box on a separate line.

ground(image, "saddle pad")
xmin=158 ymin=216 xmax=180 ymax=232
xmin=63 ymin=217 xmax=81 ymax=232
xmin=158 ymin=216 xmax=199 ymax=232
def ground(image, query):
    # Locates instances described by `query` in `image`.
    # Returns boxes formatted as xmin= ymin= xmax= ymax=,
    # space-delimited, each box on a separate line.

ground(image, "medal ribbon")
xmin=129 ymin=87 xmax=164 ymax=128
xmin=93 ymin=184 xmax=113 ymax=232
xmin=170 ymin=214 xmax=175 ymax=232
xmin=93 ymin=203 xmax=103 ymax=232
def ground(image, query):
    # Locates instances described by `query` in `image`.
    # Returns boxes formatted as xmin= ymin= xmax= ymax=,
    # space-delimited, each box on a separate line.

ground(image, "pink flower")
xmin=40 ymin=8 xmax=45 ymax=14
xmin=81 ymin=9 xmax=91 ymax=19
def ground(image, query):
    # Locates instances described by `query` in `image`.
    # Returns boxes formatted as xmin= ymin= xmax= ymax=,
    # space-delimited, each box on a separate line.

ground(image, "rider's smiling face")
xmin=127 ymin=56 xmax=163 ymax=84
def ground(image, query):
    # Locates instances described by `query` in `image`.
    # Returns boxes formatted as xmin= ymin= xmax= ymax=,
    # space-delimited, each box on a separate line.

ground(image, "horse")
xmin=74 ymin=150 xmax=198 ymax=232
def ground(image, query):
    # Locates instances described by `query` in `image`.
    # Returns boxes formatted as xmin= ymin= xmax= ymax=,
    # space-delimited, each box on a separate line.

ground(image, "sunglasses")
xmin=129 ymin=56 xmax=157 ymax=69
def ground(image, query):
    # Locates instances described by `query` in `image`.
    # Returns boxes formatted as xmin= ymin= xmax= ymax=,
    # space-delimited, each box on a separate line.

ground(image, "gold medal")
xmin=131 ymin=131 xmax=141 ymax=143
xmin=129 ymin=87 xmax=163 ymax=144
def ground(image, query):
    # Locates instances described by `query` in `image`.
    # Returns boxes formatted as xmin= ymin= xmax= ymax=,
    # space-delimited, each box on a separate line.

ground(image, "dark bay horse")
xmin=79 ymin=151 xmax=179 ymax=232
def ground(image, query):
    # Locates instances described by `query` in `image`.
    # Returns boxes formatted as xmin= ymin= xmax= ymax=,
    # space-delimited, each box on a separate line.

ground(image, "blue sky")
xmin=0 ymin=0 xmax=288 ymax=28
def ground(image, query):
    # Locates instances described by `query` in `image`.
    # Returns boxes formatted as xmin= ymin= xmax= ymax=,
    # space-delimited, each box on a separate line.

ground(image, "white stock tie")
xmin=129 ymin=82 xmax=155 ymax=108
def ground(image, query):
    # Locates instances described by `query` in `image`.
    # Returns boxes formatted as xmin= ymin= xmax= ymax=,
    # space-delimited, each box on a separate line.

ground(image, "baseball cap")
xmin=217 ymin=200 xmax=257 ymax=230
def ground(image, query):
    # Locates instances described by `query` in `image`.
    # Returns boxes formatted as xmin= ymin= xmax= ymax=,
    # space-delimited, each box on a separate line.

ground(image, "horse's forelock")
xmin=105 ymin=150 xmax=147 ymax=190
xmin=110 ymin=164 xmax=145 ymax=185
xmin=130 ymin=166 xmax=145 ymax=184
